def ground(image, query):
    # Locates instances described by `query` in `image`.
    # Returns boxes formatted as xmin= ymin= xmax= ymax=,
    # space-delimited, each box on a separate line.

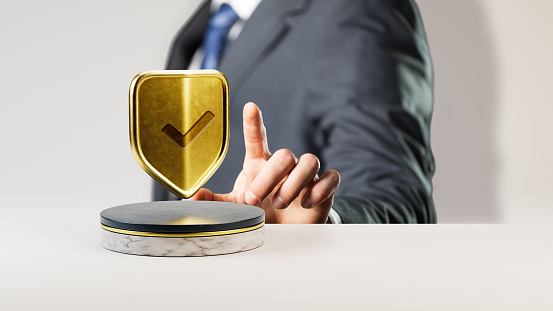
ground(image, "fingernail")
xmin=273 ymin=195 xmax=289 ymax=209
xmin=245 ymin=190 xmax=260 ymax=206
xmin=301 ymin=197 xmax=314 ymax=209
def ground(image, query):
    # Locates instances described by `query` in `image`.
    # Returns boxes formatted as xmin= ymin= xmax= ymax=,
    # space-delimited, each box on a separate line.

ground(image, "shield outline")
xmin=129 ymin=70 xmax=229 ymax=198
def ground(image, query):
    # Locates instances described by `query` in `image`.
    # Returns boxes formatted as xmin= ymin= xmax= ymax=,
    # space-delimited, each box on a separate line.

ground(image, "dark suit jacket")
xmin=155 ymin=0 xmax=437 ymax=223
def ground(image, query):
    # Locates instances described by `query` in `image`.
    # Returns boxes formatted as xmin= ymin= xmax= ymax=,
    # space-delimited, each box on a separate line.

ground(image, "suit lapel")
xmin=218 ymin=0 xmax=311 ymax=101
xmin=166 ymin=0 xmax=211 ymax=70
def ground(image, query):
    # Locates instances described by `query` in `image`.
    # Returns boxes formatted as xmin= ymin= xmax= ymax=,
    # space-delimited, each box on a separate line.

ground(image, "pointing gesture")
xmin=191 ymin=102 xmax=340 ymax=224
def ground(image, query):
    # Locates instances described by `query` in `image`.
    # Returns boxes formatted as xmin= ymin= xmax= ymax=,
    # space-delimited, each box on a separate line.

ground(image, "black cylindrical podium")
xmin=101 ymin=201 xmax=265 ymax=256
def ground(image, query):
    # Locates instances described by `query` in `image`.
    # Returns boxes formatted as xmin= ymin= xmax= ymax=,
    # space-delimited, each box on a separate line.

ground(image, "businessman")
xmin=154 ymin=0 xmax=437 ymax=224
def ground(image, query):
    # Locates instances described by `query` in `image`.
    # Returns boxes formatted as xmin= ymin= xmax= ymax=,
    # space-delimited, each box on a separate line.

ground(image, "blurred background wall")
xmin=1 ymin=0 xmax=551 ymax=223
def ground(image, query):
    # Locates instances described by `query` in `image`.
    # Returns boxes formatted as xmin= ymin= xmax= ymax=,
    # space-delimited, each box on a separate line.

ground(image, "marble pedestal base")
xmin=101 ymin=226 xmax=264 ymax=257
xmin=100 ymin=201 xmax=265 ymax=257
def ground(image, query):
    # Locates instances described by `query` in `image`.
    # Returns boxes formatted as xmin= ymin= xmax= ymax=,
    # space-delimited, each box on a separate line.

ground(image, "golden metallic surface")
xmin=100 ymin=222 xmax=265 ymax=238
xmin=130 ymin=70 xmax=229 ymax=198
xmin=164 ymin=216 xmax=219 ymax=225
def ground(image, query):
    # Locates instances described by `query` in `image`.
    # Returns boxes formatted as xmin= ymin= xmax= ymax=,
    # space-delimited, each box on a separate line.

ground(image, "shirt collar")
xmin=211 ymin=0 xmax=262 ymax=21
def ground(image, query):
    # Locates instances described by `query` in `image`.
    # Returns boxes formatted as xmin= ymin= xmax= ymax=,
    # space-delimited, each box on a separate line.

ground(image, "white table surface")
xmin=1 ymin=205 xmax=552 ymax=311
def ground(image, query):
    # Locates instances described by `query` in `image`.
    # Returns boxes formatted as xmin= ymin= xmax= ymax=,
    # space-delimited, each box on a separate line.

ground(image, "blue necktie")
xmin=200 ymin=3 xmax=239 ymax=69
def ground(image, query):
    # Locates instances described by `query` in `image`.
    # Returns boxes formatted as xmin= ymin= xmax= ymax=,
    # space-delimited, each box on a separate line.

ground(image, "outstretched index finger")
xmin=243 ymin=102 xmax=271 ymax=160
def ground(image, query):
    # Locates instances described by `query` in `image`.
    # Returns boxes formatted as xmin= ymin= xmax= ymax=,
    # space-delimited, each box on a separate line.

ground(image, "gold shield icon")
xmin=129 ymin=70 xmax=229 ymax=198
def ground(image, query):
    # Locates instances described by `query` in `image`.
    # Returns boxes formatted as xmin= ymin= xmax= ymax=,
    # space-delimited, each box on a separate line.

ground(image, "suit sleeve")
xmin=307 ymin=0 xmax=436 ymax=223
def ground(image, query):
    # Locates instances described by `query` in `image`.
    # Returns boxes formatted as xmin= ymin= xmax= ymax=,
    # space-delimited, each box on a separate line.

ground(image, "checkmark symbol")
xmin=162 ymin=111 xmax=215 ymax=149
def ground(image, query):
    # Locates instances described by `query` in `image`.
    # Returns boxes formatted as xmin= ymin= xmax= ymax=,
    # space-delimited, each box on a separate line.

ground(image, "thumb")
xmin=189 ymin=188 xmax=226 ymax=202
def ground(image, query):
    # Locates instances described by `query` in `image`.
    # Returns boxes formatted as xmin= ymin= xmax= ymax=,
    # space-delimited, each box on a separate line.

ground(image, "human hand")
xmin=190 ymin=102 xmax=340 ymax=224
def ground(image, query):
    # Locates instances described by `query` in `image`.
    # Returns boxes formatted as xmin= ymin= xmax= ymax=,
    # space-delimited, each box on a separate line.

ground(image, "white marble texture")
xmin=101 ymin=226 xmax=264 ymax=257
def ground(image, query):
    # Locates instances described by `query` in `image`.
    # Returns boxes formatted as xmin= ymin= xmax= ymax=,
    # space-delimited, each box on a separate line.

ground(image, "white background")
xmin=1 ymin=0 xmax=552 ymax=223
